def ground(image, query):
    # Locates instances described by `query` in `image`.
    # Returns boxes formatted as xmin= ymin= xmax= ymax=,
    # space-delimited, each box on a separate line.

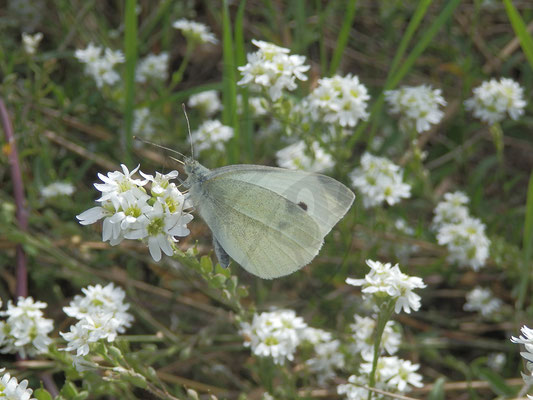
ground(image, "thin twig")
xmin=0 ymin=98 xmax=28 ymax=299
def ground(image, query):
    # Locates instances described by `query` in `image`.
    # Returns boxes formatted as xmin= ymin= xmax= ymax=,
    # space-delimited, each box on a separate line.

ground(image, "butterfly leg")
xmin=213 ymin=236 xmax=230 ymax=269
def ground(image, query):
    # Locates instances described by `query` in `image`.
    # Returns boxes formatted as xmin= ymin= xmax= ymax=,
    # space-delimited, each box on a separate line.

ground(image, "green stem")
xmin=367 ymin=300 xmax=395 ymax=400
xmin=169 ymin=42 xmax=193 ymax=92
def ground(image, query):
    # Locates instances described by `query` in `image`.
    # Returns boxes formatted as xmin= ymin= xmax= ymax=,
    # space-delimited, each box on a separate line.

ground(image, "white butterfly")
xmin=183 ymin=158 xmax=355 ymax=279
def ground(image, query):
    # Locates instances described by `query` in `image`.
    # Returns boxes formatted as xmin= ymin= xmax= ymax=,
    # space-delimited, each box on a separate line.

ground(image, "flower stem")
xmin=367 ymin=300 xmax=395 ymax=400
xmin=0 ymin=98 xmax=28 ymax=298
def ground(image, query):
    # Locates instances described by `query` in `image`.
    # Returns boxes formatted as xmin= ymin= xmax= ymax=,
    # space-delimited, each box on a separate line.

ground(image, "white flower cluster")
xmin=350 ymin=152 xmax=411 ymax=208
xmin=276 ymin=140 xmax=334 ymax=173
xmin=338 ymin=354 xmax=423 ymax=399
xmin=350 ymin=315 xmax=401 ymax=358
xmin=190 ymin=119 xmax=234 ymax=152
xmin=173 ymin=18 xmax=218 ymax=45
xmin=132 ymin=108 xmax=156 ymax=138
xmin=464 ymin=78 xmax=526 ymax=125
xmin=241 ymin=311 xmax=345 ymax=382
xmin=511 ymin=325 xmax=533 ymax=399
xmin=433 ymin=191 xmax=490 ymax=270
xmin=21 ymin=32 xmax=43 ymax=55
xmin=385 ymin=84 xmax=446 ymax=133
xmin=463 ymin=286 xmax=502 ymax=317
xmin=299 ymin=328 xmax=345 ymax=385
xmin=240 ymin=309 xmax=307 ymax=365
xmin=60 ymin=283 xmax=133 ymax=368
xmin=75 ymin=43 xmax=124 ymax=88
xmin=0 ymin=297 xmax=53 ymax=358
xmin=307 ymin=74 xmax=370 ymax=128
xmin=76 ymin=165 xmax=193 ymax=262
xmin=0 ymin=368 xmax=36 ymax=400
xmin=188 ymin=90 xmax=222 ymax=117
xmin=136 ymin=52 xmax=169 ymax=83
xmin=40 ymin=181 xmax=75 ymax=199
xmin=346 ymin=259 xmax=426 ymax=314
xmin=238 ymin=39 xmax=310 ymax=101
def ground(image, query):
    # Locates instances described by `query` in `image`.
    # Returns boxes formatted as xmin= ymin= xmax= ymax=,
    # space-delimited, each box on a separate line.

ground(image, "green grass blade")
xmin=234 ymin=0 xmax=253 ymax=161
xmin=348 ymin=0 xmax=460 ymax=149
xmin=386 ymin=0 xmax=432 ymax=82
xmin=328 ymin=0 xmax=357 ymax=76
xmin=389 ymin=0 xmax=460 ymax=89
xmin=517 ymin=171 xmax=533 ymax=310
xmin=222 ymin=0 xmax=239 ymax=164
xmin=123 ymin=0 xmax=138 ymax=164
xmin=503 ymin=0 xmax=533 ymax=70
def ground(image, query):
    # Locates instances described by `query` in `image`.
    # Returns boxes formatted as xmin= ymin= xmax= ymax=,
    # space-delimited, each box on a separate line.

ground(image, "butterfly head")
xmin=184 ymin=157 xmax=210 ymax=184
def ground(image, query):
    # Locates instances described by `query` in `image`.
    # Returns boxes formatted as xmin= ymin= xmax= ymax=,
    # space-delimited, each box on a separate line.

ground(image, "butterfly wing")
xmin=194 ymin=166 xmax=354 ymax=279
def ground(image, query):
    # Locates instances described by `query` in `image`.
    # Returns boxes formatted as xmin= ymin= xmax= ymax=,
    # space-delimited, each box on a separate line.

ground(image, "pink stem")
xmin=0 ymin=98 xmax=28 ymax=298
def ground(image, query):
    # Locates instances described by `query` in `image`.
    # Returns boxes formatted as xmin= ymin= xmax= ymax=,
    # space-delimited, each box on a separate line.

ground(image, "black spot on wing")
xmin=298 ymin=201 xmax=308 ymax=211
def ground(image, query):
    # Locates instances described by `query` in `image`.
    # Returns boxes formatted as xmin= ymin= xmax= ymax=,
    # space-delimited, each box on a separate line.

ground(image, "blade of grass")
xmin=234 ymin=0 xmax=253 ymax=161
xmin=348 ymin=0 xmax=460 ymax=149
xmin=516 ymin=171 xmax=533 ymax=310
xmin=124 ymin=0 xmax=138 ymax=164
xmin=328 ymin=0 xmax=358 ymax=76
xmin=503 ymin=0 xmax=533 ymax=70
xmin=222 ymin=0 xmax=239 ymax=163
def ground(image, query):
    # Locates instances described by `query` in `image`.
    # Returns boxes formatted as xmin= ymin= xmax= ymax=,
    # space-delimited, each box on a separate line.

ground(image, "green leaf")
xmin=427 ymin=377 xmax=446 ymax=400
xmin=34 ymin=388 xmax=53 ymax=400
xmin=474 ymin=366 xmax=517 ymax=397
xmin=60 ymin=382 xmax=78 ymax=398
xmin=503 ymin=0 xmax=533 ymax=70
xmin=200 ymin=255 xmax=213 ymax=275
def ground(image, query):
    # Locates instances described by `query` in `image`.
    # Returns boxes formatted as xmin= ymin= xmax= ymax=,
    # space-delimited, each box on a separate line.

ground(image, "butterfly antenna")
xmin=169 ymin=156 xmax=185 ymax=166
xmin=133 ymin=136 xmax=186 ymax=159
xmin=182 ymin=103 xmax=194 ymax=159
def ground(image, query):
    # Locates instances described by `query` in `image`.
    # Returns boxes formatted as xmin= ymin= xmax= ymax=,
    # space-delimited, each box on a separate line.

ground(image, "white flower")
xmin=463 ymin=286 xmax=502 ymax=317
xmin=173 ymin=18 xmax=218 ymax=44
xmin=93 ymin=164 xmax=148 ymax=203
xmin=136 ymin=52 xmax=168 ymax=83
xmin=237 ymin=95 xmax=269 ymax=116
xmin=338 ymin=356 xmax=423 ymax=399
xmin=60 ymin=283 xmax=134 ymax=364
xmin=240 ymin=309 xmax=307 ymax=365
xmin=385 ymin=85 xmax=446 ymax=133
xmin=21 ymin=32 xmax=43 ymax=55
xmin=133 ymin=108 xmax=156 ymax=138
xmin=307 ymin=74 xmax=370 ymax=128
xmin=350 ymin=152 xmax=411 ymax=208
xmin=75 ymin=43 xmax=124 ymax=88
xmin=436 ymin=216 xmax=490 ymax=271
xmin=305 ymin=340 xmax=344 ymax=385
xmin=0 ymin=297 xmax=53 ymax=358
xmin=74 ymin=42 xmax=102 ymax=64
xmin=511 ymin=325 xmax=533 ymax=396
xmin=276 ymin=141 xmax=334 ymax=173
xmin=0 ymin=368 xmax=36 ymax=400
xmin=40 ymin=182 xmax=75 ymax=199
xmin=77 ymin=166 xmax=193 ymax=261
xmin=238 ymin=39 xmax=310 ymax=101
xmin=188 ymin=90 xmax=222 ymax=117
xmin=346 ymin=259 xmax=426 ymax=314
xmin=190 ymin=120 xmax=234 ymax=153
xmin=125 ymin=202 xmax=193 ymax=261
xmin=465 ymin=77 xmax=526 ymax=124
xmin=300 ymin=327 xmax=332 ymax=345
xmin=432 ymin=191 xmax=470 ymax=229
xmin=487 ymin=352 xmax=506 ymax=371
xmin=350 ymin=315 xmax=401 ymax=357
